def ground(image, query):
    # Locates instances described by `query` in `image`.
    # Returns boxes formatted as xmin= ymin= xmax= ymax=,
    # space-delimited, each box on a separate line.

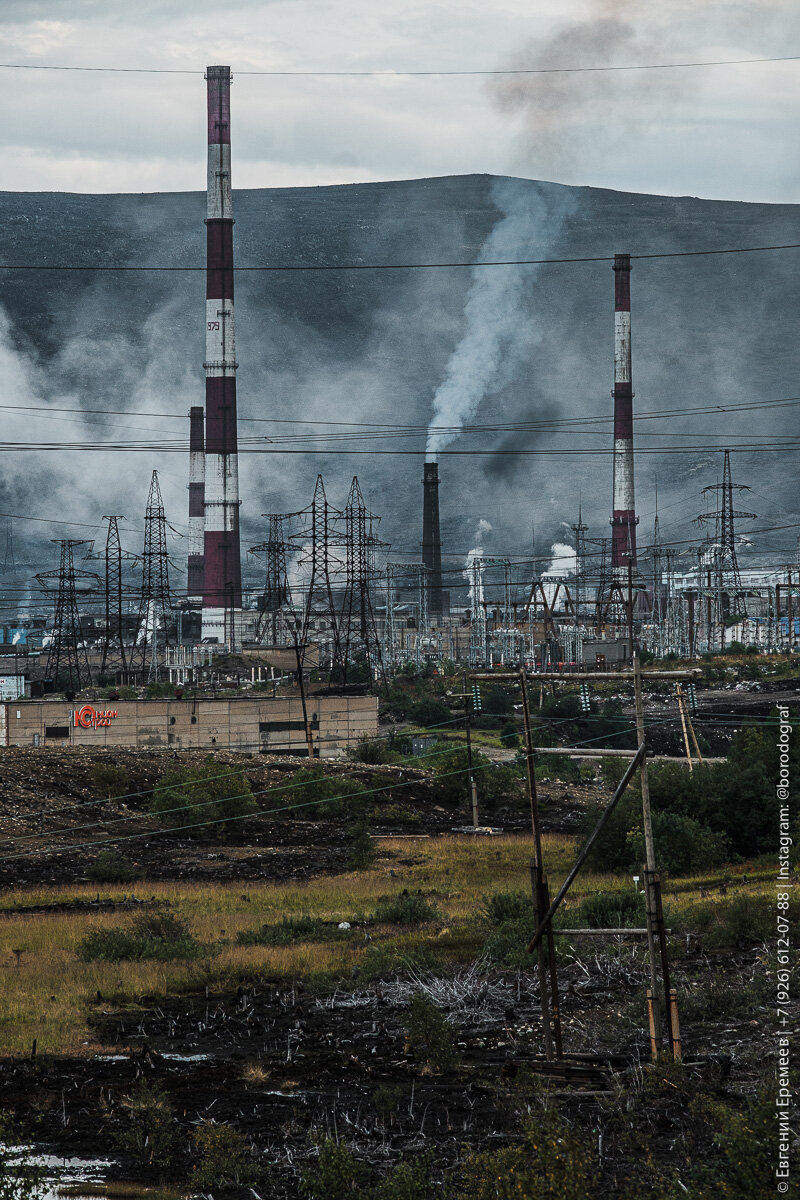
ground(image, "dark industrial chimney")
xmin=422 ymin=462 xmax=445 ymax=620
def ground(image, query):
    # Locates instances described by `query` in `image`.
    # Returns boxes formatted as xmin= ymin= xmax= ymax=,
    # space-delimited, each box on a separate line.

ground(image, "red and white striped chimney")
xmin=187 ymin=405 xmax=205 ymax=602
xmin=610 ymin=252 xmax=638 ymax=576
xmin=202 ymin=65 xmax=242 ymax=646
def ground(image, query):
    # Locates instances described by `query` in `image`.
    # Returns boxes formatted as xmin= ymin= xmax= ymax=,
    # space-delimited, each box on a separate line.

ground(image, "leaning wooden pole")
xmin=527 ymin=742 xmax=648 ymax=953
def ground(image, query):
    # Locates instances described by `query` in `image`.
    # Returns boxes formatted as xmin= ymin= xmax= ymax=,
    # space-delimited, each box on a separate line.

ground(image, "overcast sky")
xmin=2 ymin=0 xmax=799 ymax=201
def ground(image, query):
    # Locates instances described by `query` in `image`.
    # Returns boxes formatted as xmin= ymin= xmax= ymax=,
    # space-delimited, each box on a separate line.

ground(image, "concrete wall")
xmin=0 ymin=695 xmax=378 ymax=757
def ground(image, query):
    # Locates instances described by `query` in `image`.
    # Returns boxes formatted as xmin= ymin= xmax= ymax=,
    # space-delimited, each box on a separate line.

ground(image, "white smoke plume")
xmin=464 ymin=518 xmax=492 ymax=614
xmin=425 ymin=178 xmax=570 ymax=460
xmin=544 ymin=541 xmax=576 ymax=578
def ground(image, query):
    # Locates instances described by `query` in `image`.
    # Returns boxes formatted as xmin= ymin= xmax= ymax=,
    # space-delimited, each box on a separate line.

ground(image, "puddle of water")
xmin=159 ymin=1052 xmax=212 ymax=1063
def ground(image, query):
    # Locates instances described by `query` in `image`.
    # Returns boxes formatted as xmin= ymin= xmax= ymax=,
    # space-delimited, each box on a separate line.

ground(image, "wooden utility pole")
xmin=464 ymin=676 xmax=479 ymax=827
xmin=633 ymin=652 xmax=663 ymax=1051
xmin=519 ymin=667 xmax=561 ymax=1060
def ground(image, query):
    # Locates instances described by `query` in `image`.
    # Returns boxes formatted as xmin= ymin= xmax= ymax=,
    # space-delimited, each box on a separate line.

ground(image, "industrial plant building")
xmin=0 ymin=695 xmax=378 ymax=757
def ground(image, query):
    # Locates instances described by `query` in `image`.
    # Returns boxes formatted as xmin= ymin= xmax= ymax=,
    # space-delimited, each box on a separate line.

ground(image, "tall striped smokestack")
xmin=422 ymin=462 xmax=444 ymax=619
xmin=610 ymin=253 xmax=638 ymax=576
xmin=203 ymin=65 xmax=242 ymax=646
xmin=187 ymin=406 xmax=205 ymax=602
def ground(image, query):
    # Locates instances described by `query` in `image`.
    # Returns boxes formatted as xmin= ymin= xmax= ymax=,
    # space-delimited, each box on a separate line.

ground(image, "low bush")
xmin=289 ymin=766 xmax=368 ymax=819
xmin=86 ymin=849 xmax=140 ymax=883
xmin=577 ymin=889 xmax=646 ymax=929
xmin=78 ymin=912 xmax=202 ymax=962
xmin=408 ymin=699 xmax=453 ymax=729
xmin=679 ymin=972 xmax=769 ymax=1021
xmin=376 ymin=1153 xmax=435 ymax=1199
xmin=677 ymin=892 xmax=793 ymax=949
xmin=480 ymin=917 xmax=531 ymax=969
xmin=404 ymin=992 xmax=459 ymax=1072
xmin=91 ymin=762 xmax=129 ymax=799
xmin=348 ymin=817 xmax=376 ymax=870
xmin=358 ymin=943 xmax=444 ymax=982
xmin=301 ymin=1137 xmax=367 ymax=1200
xmin=482 ymin=890 xmax=530 ymax=925
xmin=374 ymin=892 xmax=439 ymax=925
xmin=458 ymin=1109 xmax=595 ymax=1200
xmin=192 ymin=1121 xmax=259 ymax=1188
xmin=348 ymin=738 xmax=404 ymax=765
xmin=430 ymin=745 xmax=524 ymax=808
xmin=150 ymin=761 xmax=256 ymax=835
xmin=116 ymin=1079 xmax=179 ymax=1168
xmin=535 ymin=753 xmax=581 ymax=783
xmin=236 ymin=914 xmax=353 ymax=947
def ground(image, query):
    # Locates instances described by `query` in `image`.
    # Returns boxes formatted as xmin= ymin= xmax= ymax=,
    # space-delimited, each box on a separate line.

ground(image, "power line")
xmin=0 ymin=55 xmax=798 ymax=77
xmin=1 ymin=243 xmax=799 ymax=273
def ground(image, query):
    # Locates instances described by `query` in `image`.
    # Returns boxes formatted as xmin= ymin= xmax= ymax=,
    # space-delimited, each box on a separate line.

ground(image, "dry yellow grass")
xmin=0 ymin=834 xmax=774 ymax=1057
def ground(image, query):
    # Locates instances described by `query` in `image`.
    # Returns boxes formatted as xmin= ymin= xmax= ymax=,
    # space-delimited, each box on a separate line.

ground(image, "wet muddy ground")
xmin=0 ymin=943 xmax=771 ymax=1198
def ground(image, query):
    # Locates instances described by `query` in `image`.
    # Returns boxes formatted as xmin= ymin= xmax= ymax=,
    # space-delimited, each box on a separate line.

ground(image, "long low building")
xmin=0 ymin=695 xmax=378 ymax=757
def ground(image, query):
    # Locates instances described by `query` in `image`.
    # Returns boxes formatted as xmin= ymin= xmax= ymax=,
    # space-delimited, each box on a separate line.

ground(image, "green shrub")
xmin=372 ymin=1084 xmax=402 ymax=1124
xmin=689 ymin=1089 xmax=776 ymax=1198
xmin=86 ymin=850 xmax=140 ymax=883
xmin=116 ymin=1079 xmax=179 ymax=1168
xmin=677 ymin=893 xmax=795 ymax=949
xmin=150 ymin=762 xmax=256 ymax=834
xmin=301 ymin=1138 xmax=366 ymax=1200
xmin=358 ymin=943 xmax=444 ymax=982
xmin=577 ymin=889 xmax=645 ymax=929
xmin=679 ymin=972 xmax=769 ymax=1021
xmin=374 ymin=892 xmax=439 ymax=925
xmin=236 ymin=914 xmax=352 ymax=947
xmin=481 ymin=917 xmax=531 ymax=969
xmin=348 ymin=739 xmax=403 ymax=765
xmin=408 ymin=699 xmax=452 ymax=728
xmin=482 ymin=890 xmax=530 ymax=925
xmin=535 ymin=753 xmax=580 ymax=782
xmin=431 ymin=746 xmax=523 ymax=808
xmin=457 ymin=1109 xmax=596 ymax=1200
xmin=290 ymin=766 xmax=368 ymax=818
xmin=377 ymin=1153 xmax=435 ymax=1199
xmin=192 ymin=1121 xmax=258 ymax=1188
xmin=348 ymin=817 xmax=376 ymax=870
xmin=405 ymin=993 xmax=459 ymax=1072
xmin=500 ymin=722 xmax=520 ymax=749
xmin=78 ymin=912 xmax=201 ymax=962
xmin=91 ymin=762 xmax=129 ymax=799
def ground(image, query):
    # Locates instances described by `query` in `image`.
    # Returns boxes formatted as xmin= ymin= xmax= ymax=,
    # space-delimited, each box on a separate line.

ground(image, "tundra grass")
xmin=0 ymin=835 xmax=776 ymax=1056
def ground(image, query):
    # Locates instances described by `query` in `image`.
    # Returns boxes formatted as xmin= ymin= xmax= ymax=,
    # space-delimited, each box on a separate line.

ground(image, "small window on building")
xmin=169 ymin=716 xmax=176 ymax=725
xmin=191 ymin=715 xmax=197 ymax=724
xmin=45 ymin=726 xmax=70 ymax=740
xmin=32 ymin=733 xmax=40 ymax=747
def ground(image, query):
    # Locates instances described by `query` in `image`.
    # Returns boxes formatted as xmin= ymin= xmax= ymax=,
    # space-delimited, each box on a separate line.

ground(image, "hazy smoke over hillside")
xmin=425 ymin=178 xmax=570 ymax=461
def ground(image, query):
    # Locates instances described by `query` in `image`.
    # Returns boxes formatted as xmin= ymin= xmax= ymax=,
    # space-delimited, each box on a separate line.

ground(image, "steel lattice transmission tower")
xmin=696 ymin=449 xmax=756 ymax=634
xmin=136 ymin=471 xmax=173 ymax=680
xmin=251 ymin=513 xmax=293 ymax=645
xmin=339 ymin=476 xmax=386 ymax=684
xmin=37 ymin=540 xmax=97 ymax=692
xmin=100 ymin=516 xmax=131 ymax=680
xmin=296 ymin=476 xmax=344 ymax=676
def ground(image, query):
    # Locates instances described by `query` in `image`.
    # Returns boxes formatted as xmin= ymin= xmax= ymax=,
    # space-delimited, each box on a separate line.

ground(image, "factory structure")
xmin=0 ymin=63 xmax=797 ymax=716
